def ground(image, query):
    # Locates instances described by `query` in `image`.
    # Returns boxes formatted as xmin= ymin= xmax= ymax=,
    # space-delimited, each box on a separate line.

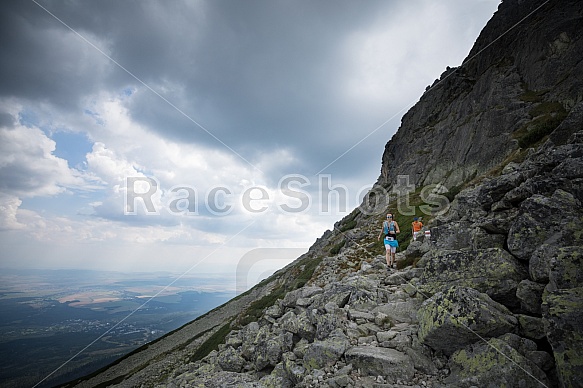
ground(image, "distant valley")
xmin=0 ymin=269 xmax=236 ymax=388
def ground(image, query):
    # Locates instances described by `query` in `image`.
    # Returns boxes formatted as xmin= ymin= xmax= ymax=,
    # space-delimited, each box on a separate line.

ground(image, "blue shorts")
xmin=384 ymin=237 xmax=398 ymax=251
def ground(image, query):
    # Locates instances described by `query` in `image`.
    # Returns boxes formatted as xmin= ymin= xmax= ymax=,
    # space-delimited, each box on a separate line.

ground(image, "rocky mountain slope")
xmin=64 ymin=0 xmax=583 ymax=387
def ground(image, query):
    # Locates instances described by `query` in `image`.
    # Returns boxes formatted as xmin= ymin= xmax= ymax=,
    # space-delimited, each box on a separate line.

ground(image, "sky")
xmin=0 ymin=0 xmax=501 ymax=278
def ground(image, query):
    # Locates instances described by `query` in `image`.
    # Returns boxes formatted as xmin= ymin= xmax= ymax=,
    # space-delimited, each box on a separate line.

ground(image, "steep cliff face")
xmin=65 ymin=1 xmax=583 ymax=387
xmin=379 ymin=0 xmax=583 ymax=190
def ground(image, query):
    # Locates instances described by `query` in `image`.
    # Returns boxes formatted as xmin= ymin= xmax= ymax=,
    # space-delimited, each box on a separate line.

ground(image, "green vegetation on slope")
xmin=516 ymin=88 xmax=568 ymax=149
xmin=188 ymin=253 xmax=324 ymax=363
xmin=188 ymin=320 xmax=234 ymax=362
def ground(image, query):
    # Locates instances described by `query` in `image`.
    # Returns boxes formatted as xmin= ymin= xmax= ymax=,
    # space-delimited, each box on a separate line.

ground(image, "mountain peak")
xmin=379 ymin=0 xmax=581 ymax=191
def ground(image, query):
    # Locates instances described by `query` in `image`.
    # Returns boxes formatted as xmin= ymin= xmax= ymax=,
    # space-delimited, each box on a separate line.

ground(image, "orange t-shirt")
xmin=412 ymin=221 xmax=423 ymax=232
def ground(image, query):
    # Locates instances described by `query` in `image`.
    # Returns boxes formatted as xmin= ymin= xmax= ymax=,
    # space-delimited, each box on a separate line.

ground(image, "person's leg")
xmin=385 ymin=247 xmax=391 ymax=267
xmin=391 ymin=247 xmax=396 ymax=267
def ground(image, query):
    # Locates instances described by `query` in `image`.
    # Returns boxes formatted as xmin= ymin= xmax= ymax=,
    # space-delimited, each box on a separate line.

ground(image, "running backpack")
xmin=383 ymin=221 xmax=395 ymax=235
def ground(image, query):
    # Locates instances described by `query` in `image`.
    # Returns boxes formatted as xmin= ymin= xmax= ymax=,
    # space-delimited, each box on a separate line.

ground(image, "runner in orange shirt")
xmin=412 ymin=217 xmax=423 ymax=241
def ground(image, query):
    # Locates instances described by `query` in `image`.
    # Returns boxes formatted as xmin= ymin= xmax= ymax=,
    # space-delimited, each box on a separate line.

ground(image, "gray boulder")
xmin=525 ymin=351 xmax=555 ymax=373
xmin=547 ymin=246 xmax=583 ymax=291
xmin=217 ymin=347 xmax=245 ymax=373
xmin=402 ymin=240 xmax=431 ymax=262
xmin=430 ymin=221 xmax=474 ymax=251
xmin=507 ymin=190 xmax=582 ymax=261
xmin=372 ymin=298 xmax=421 ymax=324
xmin=347 ymin=288 xmax=379 ymax=311
xmin=282 ymin=286 xmax=323 ymax=307
xmin=180 ymin=370 xmax=258 ymax=387
xmin=312 ymin=309 xmax=347 ymax=341
xmin=516 ymin=314 xmax=546 ymax=341
xmin=418 ymin=286 xmax=517 ymax=356
xmin=302 ymin=330 xmax=350 ymax=371
xmin=419 ymin=248 xmax=528 ymax=306
xmin=447 ymin=336 xmax=550 ymax=388
xmin=529 ymin=244 xmax=556 ymax=283
xmin=516 ymin=279 xmax=545 ymax=314
xmin=309 ymin=284 xmax=352 ymax=310
xmin=280 ymin=310 xmax=316 ymax=342
xmin=281 ymin=352 xmax=305 ymax=385
xmin=344 ymin=346 xmax=414 ymax=383
xmin=477 ymin=208 xmax=520 ymax=234
xmin=254 ymin=331 xmax=293 ymax=371
xmin=404 ymin=347 xmax=439 ymax=375
xmin=542 ymin=246 xmax=583 ymax=387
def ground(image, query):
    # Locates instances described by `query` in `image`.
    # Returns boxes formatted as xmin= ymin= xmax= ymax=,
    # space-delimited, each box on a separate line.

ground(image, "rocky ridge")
xmin=65 ymin=1 xmax=583 ymax=387
xmin=154 ymin=129 xmax=582 ymax=388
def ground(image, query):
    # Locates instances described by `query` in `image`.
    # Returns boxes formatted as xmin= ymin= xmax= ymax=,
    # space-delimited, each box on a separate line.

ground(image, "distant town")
xmin=0 ymin=269 xmax=235 ymax=388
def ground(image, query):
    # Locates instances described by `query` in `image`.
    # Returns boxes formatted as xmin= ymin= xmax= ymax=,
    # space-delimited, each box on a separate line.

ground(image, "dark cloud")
xmin=1 ymin=0 xmax=499 ymax=187
xmin=1 ymin=0 xmax=398 ymax=177
xmin=114 ymin=0 xmax=399 ymax=164
xmin=0 ymin=1 xmax=107 ymax=109
xmin=0 ymin=111 xmax=15 ymax=128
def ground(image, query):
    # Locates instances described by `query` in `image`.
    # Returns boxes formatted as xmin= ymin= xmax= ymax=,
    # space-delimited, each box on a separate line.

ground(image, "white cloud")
xmin=342 ymin=1 xmax=495 ymax=110
xmin=0 ymin=193 xmax=23 ymax=230
xmin=9 ymin=93 xmax=319 ymax=252
xmin=0 ymin=94 xmax=365 ymax=258
xmin=0 ymin=110 xmax=93 ymax=204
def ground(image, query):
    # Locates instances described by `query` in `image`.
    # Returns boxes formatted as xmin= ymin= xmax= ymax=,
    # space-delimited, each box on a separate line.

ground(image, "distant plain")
xmin=0 ymin=269 xmax=235 ymax=388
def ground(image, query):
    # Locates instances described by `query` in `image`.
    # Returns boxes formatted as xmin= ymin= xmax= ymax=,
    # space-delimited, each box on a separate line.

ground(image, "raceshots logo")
xmin=124 ymin=174 xmax=450 ymax=217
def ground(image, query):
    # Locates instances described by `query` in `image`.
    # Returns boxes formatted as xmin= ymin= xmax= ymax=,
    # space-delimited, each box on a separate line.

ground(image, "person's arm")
xmin=395 ymin=221 xmax=400 ymax=233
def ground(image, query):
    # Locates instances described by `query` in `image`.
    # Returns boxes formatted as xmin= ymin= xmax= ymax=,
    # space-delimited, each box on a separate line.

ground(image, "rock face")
xmin=378 ymin=0 xmax=583 ymax=190
xmin=66 ymin=1 xmax=583 ymax=387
